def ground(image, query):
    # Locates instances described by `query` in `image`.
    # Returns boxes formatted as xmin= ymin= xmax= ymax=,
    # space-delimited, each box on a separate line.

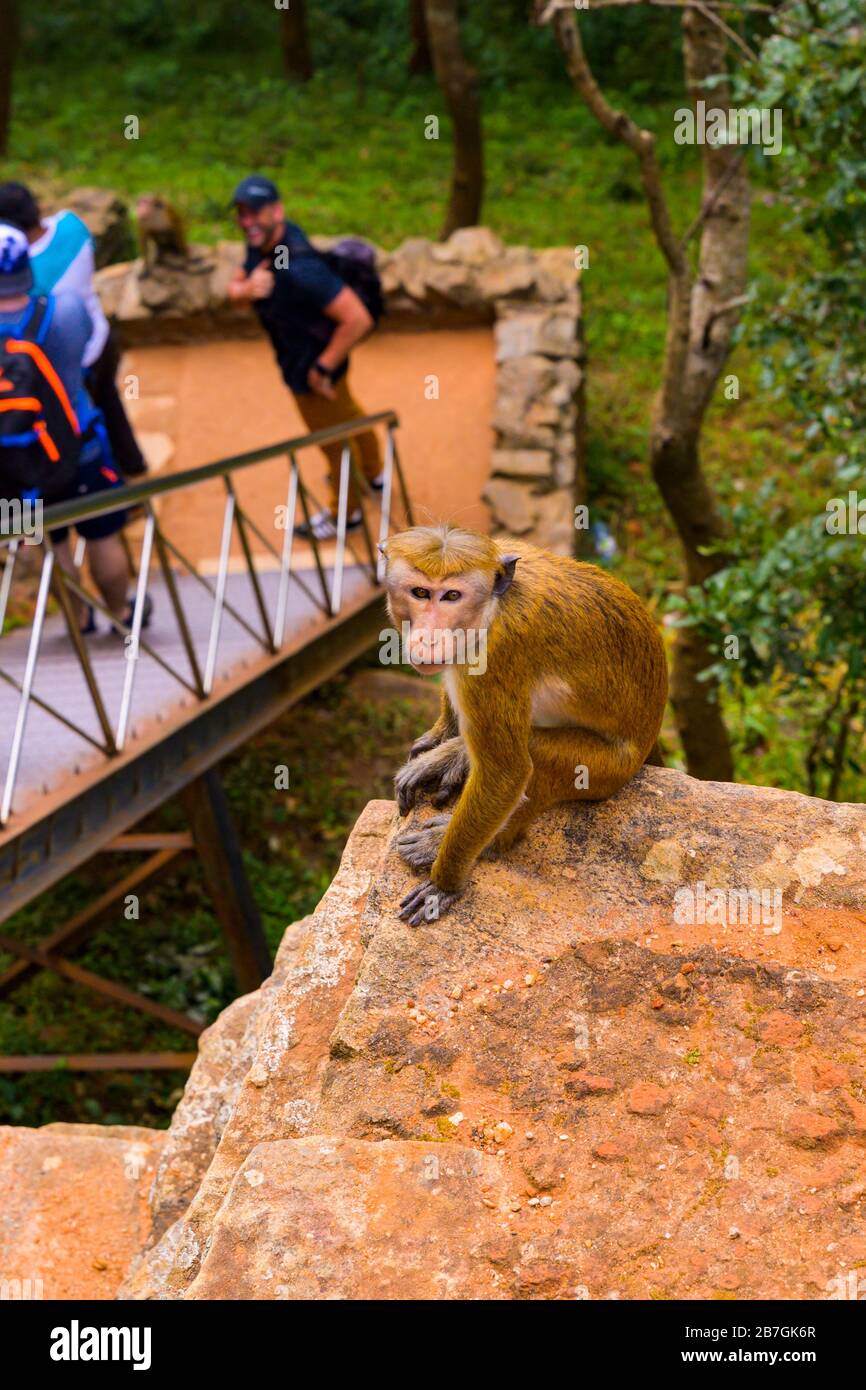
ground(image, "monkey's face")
xmin=385 ymin=560 xmax=494 ymax=675
xmin=136 ymin=195 xmax=169 ymax=232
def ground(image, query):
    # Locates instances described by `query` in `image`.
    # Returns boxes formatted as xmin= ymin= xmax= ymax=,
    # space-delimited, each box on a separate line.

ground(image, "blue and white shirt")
xmin=28 ymin=211 xmax=110 ymax=368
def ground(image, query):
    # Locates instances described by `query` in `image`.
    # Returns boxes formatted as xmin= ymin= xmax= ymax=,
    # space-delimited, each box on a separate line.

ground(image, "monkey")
xmin=136 ymin=193 xmax=188 ymax=269
xmin=380 ymin=525 xmax=668 ymax=927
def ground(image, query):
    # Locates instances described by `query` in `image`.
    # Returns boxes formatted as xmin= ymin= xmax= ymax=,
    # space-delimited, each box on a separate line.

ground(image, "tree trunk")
xmin=549 ymin=3 xmax=747 ymax=781
xmin=424 ymin=0 xmax=484 ymax=237
xmin=649 ymin=9 xmax=750 ymax=779
xmin=409 ymin=0 xmax=433 ymax=74
xmin=279 ymin=0 xmax=313 ymax=83
xmin=0 ymin=0 xmax=19 ymax=156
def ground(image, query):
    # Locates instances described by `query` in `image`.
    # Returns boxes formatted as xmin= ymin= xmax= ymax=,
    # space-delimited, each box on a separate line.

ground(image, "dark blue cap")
xmin=230 ymin=174 xmax=280 ymax=210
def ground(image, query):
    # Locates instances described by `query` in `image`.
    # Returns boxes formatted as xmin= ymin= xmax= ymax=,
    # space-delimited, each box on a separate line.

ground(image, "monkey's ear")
xmin=493 ymin=555 xmax=519 ymax=597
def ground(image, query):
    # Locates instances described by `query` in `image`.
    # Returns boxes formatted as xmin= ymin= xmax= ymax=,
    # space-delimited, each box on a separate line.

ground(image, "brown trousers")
xmin=293 ymin=373 xmax=382 ymax=513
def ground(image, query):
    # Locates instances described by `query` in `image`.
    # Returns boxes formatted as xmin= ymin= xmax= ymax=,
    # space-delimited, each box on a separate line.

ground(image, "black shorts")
xmin=48 ymin=451 xmax=128 ymax=543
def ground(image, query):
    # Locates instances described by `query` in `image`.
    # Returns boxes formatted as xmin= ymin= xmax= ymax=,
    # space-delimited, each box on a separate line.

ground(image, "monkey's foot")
xmin=395 ymin=737 xmax=468 ymax=816
xmin=398 ymin=879 xmax=458 ymax=928
xmin=395 ymin=814 xmax=450 ymax=869
xmin=408 ymin=728 xmax=443 ymax=759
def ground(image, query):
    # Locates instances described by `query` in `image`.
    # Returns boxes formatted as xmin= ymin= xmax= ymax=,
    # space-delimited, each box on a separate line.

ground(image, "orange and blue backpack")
xmin=0 ymin=295 xmax=82 ymax=503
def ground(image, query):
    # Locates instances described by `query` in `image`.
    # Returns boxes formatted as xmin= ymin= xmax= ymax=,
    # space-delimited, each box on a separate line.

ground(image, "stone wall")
xmin=94 ymin=225 xmax=585 ymax=553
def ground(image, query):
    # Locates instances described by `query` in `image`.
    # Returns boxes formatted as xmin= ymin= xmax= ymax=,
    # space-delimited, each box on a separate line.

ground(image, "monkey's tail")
xmin=644 ymin=741 xmax=666 ymax=768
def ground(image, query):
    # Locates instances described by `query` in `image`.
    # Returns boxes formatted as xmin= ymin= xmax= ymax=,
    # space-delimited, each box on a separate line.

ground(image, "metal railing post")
xmin=330 ymin=444 xmax=351 ymax=617
xmin=203 ymin=492 xmax=236 ymax=695
xmin=391 ymin=432 xmax=414 ymax=528
xmin=48 ymin=542 xmax=117 ymax=755
xmin=151 ymin=507 xmax=205 ymax=698
xmin=377 ymin=428 xmax=395 ymax=582
xmin=226 ymin=476 xmax=275 ymax=654
xmin=273 ymin=457 xmax=299 ymax=648
xmin=297 ymin=477 xmax=332 ymax=613
xmin=116 ymin=512 xmax=155 ymax=750
xmin=1 ymin=549 xmax=54 ymax=825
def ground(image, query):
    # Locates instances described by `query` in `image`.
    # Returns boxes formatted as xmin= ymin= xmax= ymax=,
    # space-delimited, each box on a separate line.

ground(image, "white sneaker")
xmin=294 ymin=508 xmax=363 ymax=541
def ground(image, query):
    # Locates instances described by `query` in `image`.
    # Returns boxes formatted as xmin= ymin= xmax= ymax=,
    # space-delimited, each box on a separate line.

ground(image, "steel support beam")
xmin=180 ymin=768 xmax=271 ymax=993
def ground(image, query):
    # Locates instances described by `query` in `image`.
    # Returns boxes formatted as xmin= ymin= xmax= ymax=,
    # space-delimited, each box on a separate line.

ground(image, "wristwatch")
xmin=314 ymin=360 xmax=339 ymax=383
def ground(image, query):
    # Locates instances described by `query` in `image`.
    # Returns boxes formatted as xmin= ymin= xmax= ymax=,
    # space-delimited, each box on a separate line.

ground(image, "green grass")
xmin=1 ymin=52 xmax=852 ymax=1123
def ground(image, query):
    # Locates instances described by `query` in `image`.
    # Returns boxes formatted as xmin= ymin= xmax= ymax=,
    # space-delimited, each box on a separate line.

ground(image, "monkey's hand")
xmin=395 ymin=737 xmax=469 ymax=815
xmin=395 ymin=813 xmax=450 ymax=869
xmin=398 ymin=879 xmax=459 ymax=928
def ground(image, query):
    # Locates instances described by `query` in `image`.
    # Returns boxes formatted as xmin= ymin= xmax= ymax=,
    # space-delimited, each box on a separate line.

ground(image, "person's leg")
xmin=86 ymin=534 xmax=131 ymax=620
xmin=338 ymin=374 xmax=383 ymax=490
xmin=74 ymin=449 xmax=135 ymax=623
xmin=293 ymin=375 xmax=382 ymax=515
xmin=86 ymin=330 xmax=148 ymax=478
xmin=292 ymin=388 xmax=356 ymax=515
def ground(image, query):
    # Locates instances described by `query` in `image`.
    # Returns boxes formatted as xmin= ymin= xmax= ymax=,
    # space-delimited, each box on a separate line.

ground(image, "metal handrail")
xmin=0 ymin=410 xmax=401 ymax=543
xmin=0 ymin=411 xmax=411 ymax=826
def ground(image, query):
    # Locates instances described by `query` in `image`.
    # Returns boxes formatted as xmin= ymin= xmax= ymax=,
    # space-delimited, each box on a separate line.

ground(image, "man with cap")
xmin=0 ymin=222 xmax=141 ymax=634
xmin=227 ymin=174 xmax=383 ymax=541
xmin=0 ymin=181 xmax=148 ymax=480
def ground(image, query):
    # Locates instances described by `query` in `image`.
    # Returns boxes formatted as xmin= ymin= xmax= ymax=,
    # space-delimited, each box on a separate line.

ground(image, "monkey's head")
xmin=136 ymin=193 xmax=171 ymax=231
xmin=381 ymin=525 xmax=518 ymax=675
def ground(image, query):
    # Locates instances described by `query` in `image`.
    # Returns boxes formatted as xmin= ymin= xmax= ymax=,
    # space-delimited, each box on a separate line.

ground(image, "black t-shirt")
xmin=244 ymin=221 xmax=347 ymax=395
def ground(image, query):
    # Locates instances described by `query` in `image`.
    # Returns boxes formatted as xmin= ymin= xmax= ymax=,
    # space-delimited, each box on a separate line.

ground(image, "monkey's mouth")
xmin=407 ymin=651 xmax=448 ymax=675
xmin=412 ymin=661 xmax=447 ymax=676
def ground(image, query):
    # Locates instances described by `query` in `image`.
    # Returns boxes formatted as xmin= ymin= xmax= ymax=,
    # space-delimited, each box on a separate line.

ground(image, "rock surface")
xmin=120 ymin=770 xmax=866 ymax=1301
xmin=0 ymin=1124 xmax=164 ymax=1300
xmin=185 ymin=1137 xmax=513 ymax=1300
xmin=144 ymin=915 xmax=311 ymax=1242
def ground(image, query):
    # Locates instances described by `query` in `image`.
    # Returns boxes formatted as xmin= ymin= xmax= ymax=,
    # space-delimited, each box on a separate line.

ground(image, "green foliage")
xmin=678 ymin=0 xmax=866 ymax=800
xmin=21 ymin=0 xmax=683 ymax=93
xmin=673 ymin=483 xmax=866 ymax=799
xmin=741 ymin=0 xmax=866 ymax=481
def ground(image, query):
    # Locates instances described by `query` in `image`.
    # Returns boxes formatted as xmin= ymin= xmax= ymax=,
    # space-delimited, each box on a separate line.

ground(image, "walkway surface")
xmin=0 ymin=559 xmax=372 ymax=824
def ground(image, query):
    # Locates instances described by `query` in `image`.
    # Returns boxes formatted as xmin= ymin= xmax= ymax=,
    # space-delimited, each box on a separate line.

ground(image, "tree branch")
xmin=694 ymin=0 xmax=759 ymax=64
xmin=538 ymin=0 xmax=774 ymax=17
xmin=547 ymin=7 xmax=687 ymax=276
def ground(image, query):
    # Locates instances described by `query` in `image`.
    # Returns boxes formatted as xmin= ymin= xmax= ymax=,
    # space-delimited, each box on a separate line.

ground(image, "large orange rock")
xmin=119 ymin=769 xmax=866 ymax=1301
xmin=186 ymin=1137 xmax=514 ymax=1300
xmin=121 ymin=801 xmax=390 ymax=1298
xmin=0 ymin=1124 xmax=164 ymax=1300
xmin=146 ymin=915 xmax=312 ymax=1242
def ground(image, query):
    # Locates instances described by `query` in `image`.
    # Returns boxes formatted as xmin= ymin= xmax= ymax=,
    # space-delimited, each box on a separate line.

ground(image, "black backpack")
xmin=0 ymin=296 xmax=81 ymax=503
xmin=285 ymin=236 xmax=384 ymax=325
xmin=320 ymin=238 xmax=384 ymax=324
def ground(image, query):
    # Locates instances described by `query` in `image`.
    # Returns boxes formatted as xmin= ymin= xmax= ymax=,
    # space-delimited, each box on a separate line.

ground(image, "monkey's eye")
xmin=442 ymin=590 xmax=462 ymax=602
xmin=410 ymin=587 xmax=431 ymax=600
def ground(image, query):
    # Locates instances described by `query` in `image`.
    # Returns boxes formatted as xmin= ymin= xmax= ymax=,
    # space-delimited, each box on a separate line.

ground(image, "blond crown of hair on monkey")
xmin=381 ymin=523 xmax=668 ymax=927
xmin=383 ymin=524 xmax=502 ymax=579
